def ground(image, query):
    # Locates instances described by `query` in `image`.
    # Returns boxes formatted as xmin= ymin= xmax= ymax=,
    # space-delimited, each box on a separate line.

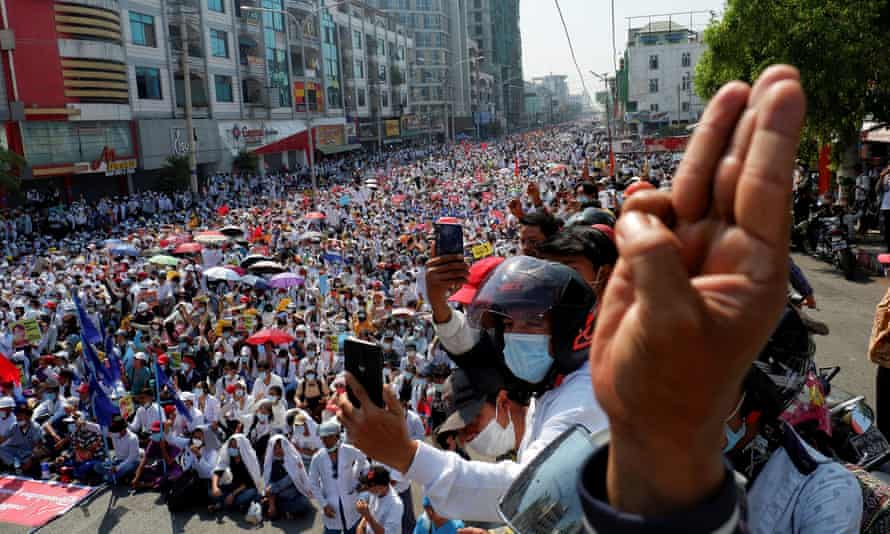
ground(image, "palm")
xmin=590 ymin=66 xmax=806 ymax=436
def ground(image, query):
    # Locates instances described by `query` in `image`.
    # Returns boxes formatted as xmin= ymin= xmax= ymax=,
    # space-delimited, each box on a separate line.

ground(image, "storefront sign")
xmin=73 ymin=146 xmax=136 ymax=176
xmin=316 ymin=125 xmax=345 ymax=147
xmin=171 ymin=127 xmax=198 ymax=156
xmin=385 ymin=119 xmax=400 ymax=138
xmin=218 ymin=121 xmax=303 ymax=155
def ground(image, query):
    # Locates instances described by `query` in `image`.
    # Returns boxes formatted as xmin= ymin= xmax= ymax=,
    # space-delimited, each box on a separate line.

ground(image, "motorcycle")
xmin=808 ymin=213 xmax=858 ymax=280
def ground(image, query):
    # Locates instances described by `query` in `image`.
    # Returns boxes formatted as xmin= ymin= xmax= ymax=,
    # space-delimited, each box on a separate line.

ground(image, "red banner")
xmin=643 ymin=136 xmax=690 ymax=152
xmin=818 ymin=144 xmax=831 ymax=195
xmin=0 ymin=476 xmax=95 ymax=527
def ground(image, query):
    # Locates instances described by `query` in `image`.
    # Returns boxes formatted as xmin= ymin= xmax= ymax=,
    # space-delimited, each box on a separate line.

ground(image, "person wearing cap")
xmin=124 ymin=351 xmax=152 ymax=395
xmin=221 ymin=380 xmax=253 ymax=435
xmin=95 ymin=415 xmax=140 ymax=484
xmin=0 ymin=405 xmax=43 ymax=474
xmin=32 ymin=377 xmax=64 ymax=426
xmin=412 ymin=496 xmax=464 ymax=534
xmin=128 ymin=388 xmax=166 ymax=439
xmin=193 ymin=381 xmax=221 ymax=430
xmin=0 ymin=397 xmax=15 ymax=439
xmin=355 ymin=465 xmax=403 ymax=534
xmin=309 ymin=420 xmax=369 ymax=534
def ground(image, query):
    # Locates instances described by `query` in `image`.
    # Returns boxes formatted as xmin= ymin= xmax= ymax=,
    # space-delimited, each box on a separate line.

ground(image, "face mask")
xmin=503 ymin=333 xmax=553 ymax=384
xmin=181 ymin=363 xmax=190 ymax=373
xmin=406 ymin=350 xmax=416 ymax=358
xmin=257 ymin=413 xmax=269 ymax=423
xmin=18 ymin=419 xmax=28 ymax=428
xmin=270 ymin=395 xmax=280 ymax=403
xmin=228 ymin=447 xmax=240 ymax=457
xmin=467 ymin=404 xmax=515 ymax=458
xmin=150 ymin=432 xmax=163 ymax=442
xmin=67 ymin=423 xmax=76 ymax=433
xmin=193 ymin=388 xmax=203 ymax=397
xmin=577 ymin=195 xmax=590 ymax=204
xmin=43 ymin=392 xmax=56 ymax=402
xmin=403 ymin=372 xmax=413 ymax=380
xmin=382 ymin=343 xmax=392 ymax=351
xmin=306 ymin=373 xmax=316 ymax=381
xmin=235 ymin=390 xmax=244 ymax=398
xmin=326 ymin=442 xmax=339 ymax=453
xmin=192 ymin=439 xmax=203 ymax=448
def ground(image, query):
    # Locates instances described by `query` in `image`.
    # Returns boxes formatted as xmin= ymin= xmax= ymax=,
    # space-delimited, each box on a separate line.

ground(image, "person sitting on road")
xmin=95 ymin=415 xmax=140 ymax=484
xmin=131 ymin=420 xmax=182 ymax=491
xmin=261 ymin=434 xmax=314 ymax=520
xmin=209 ymin=433 xmax=263 ymax=514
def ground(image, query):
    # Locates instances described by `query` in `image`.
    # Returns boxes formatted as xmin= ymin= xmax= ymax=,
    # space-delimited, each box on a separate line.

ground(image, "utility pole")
xmin=180 ymin=9 xmax=198 ymax=193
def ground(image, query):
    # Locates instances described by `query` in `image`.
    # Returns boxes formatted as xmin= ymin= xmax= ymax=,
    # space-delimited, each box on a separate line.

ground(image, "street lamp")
xmin=241 ymin=0 xmax=347 ymax=193
xmin=591 ymin=70 xmax=615 ymax=177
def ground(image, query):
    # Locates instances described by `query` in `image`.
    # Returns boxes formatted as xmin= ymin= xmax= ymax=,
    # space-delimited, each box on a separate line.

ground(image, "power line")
xmin=553 ymin=0 xmax=592 ymax=106
xmin=611 ymin=0 xmax=618 ymax=73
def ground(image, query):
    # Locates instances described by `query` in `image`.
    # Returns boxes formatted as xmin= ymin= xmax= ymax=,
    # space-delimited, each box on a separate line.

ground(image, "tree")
xmin=233 ymin=150 xmax=258 ymax=173
xmin=0 ymin=148 xmax=26 ymax=192
xmin=695 ymin=0 xmax=890 ymax=164
xmin=159 ymin=154 xmax=190 ymax=192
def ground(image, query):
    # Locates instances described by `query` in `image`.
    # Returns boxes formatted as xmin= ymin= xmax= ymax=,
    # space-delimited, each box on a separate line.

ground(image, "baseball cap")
xmin=448 ymin=256 xmax=505 ymax=306
xmin=318 ymin=420 xmax=340 ymax=437
xmin=434 ymin=368 xmax=488 ymax=435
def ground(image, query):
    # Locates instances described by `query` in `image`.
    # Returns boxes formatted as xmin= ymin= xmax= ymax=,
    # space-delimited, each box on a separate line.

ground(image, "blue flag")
xmin=154 ymin=362 xmax=192 ymax=422
xmin=72 ymin=295 xmax=102 ymax=346
xmin=88 ymin=376 xmax=119 ymax=427
xmin=83 ymin=336 xmax=114 ymax=388
xmin=323 ymin=252 xmax=342 ymax=264
xmin=104 ymin=334 xmax=121 ymax=385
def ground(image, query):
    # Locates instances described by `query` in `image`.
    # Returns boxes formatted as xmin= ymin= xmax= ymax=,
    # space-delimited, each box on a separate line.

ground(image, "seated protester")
xmin=245 ymin=399 xmax=277 ymax=460
xmin=41 ymin=397 xmax=78 ymax=456
xmin=299 ymin=343 xmax=328 ymax=378
xmin=73 ymin=382 xmax=92 ymax=414
xmin=295 ymin=368 xmax=329 ymax=422
xmin=262 ymin=434 xmax=314 ymax=520
xmin=264 ymin=385 xmax=288 ymax=427
xmin=184 ymin=425 xmax=222 ymax=483
xmin=124 ymin=352 xmax=152 ymax=395
xmin=209 ymin=434 xmax=263 ymax=513
xmin=163 ymin=424 xmax=221 ymax=508
xmin=32 ymin=377 xmax=64 ymax=425
xmin=0 ymin=397 xmax=16 ymax=439
xmin=131 ymin=420 xmax=182 ymax=491
xmin=215 ymin=361 xmax=242 ymax=399
xmin=356 ymin=465 xmax=404 ymax=534
xmin=724 ymin=307 xmax=862 ymax=533
xmin=412 ymin=496 xmax=464 ymax=534
xmin=58 ymin=411 xmax=104 ymax=482
xmin=0 ymin=405 xmax=43 ymax=475
xmin=288 ymin=409 xmax=322 ymax=471
xmin=177 ymin=356 xmax=202 ymax=391
xmin=129 ymin=388 xmax=166 ymax=439
xmin=251 ymin=360 xmax=283 ymax=403
xmin=172 ymin=392 xmax=205 ymax=436
xmin=221 ymin=381 xmax=253 ymax=436
xmin=193 ymin=381 xmax=221 ymax=430
xmin=95 ymin=416 xmax=140 ymax=484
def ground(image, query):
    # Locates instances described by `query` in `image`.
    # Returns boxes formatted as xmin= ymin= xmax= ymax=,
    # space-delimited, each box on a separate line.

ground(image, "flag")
xmin=72 ymin=295 xmax=101 ymax=346
xmin=88 ymin=376 xmax=119 ymax=427
xmin=154 ymin=362 xmax=192 ymax=422
xmin=514 ymin=157 xmax=520 ymax=177
xmin=323 ymin=251 xmax=342 ymax=264
xmin=83 ymin=335 xmax=114 ymax=388
xmin=582 ymin=159 xmax=590 ymax=181
xmin=0 ymin=353 xmax=20 ymax=385
xmin=609 ymin=150 xmax=616 ymax=177
xmin=104 ymin=334 xmax=121 ymax=385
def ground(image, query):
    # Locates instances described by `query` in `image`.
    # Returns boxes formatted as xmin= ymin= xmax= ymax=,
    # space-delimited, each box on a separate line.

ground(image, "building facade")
xmin=466 ymin=0 xmax=522 ymax=130
xmin=0 ymin=0 xmax=412 ymax=200
xmin=622 ymin=16 xmax=707 ymax=133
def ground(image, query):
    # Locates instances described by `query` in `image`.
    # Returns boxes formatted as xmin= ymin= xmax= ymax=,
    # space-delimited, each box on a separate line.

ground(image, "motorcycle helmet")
xmin=742 ymin=305 xmax=814 ymax=421
xmin=564 ymin=207 xmax=616 ymax=229
xmin=466 ymin=256 xmax=596 ymax=385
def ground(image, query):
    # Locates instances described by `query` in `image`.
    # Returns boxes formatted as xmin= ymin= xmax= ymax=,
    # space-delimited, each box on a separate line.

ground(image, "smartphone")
xmin=435 ymin=222 xmax=464 ymax=256
xmin=344 ymin=337 xmax=384 ymax=409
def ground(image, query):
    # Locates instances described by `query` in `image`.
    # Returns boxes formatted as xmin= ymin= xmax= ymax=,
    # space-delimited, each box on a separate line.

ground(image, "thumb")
xmin=382 ymin=385 xmax=403 ymax=417
xmin=615 ymin=211 xmax=699 ymax=314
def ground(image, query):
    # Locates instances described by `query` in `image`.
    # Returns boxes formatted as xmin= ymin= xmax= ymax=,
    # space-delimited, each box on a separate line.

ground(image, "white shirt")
xmin=110 ymin=429 xmax=141 ymax=467
xmin=0 ymin=413 xmax=15 ymax=438
xmin=369 ymin=485 xmax=404 ymax=534
xmin=309 ymin=444 xmax=369 ymax=531
xmin=251 ymin=372 xmax=283 ymax=401
xmin=196 ymin=393 xmax=221 ymax=424
xmin=404 ymin=361 xmax=608 ymax=522
xmin=433 ymin=310 xmax=480 ymax=356
xmin=128 ymin=403 xmax=166 ymax=434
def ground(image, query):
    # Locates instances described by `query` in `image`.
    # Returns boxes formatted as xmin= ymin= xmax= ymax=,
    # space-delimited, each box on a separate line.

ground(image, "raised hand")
xmin=588 ymin=65 xmax=806 ymax=515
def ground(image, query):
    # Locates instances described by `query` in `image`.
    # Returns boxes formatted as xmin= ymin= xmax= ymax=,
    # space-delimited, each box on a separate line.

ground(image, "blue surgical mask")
xmin=228 ymin=447 xmax=240 ymax=457
xmin=503 ymin=333 xmax=553 ymax=384
xmin=403 ymin=372 xmax=413 ymax=380
xmin=723 ymin=421 xmax=746 ymax=453
xmin=43 ymin=392 xmax=56 ymax=402
xmin=150 ymin=432 xmax=163 ymax=442
xmin=578 ymin=195 xmax=590 ymax=204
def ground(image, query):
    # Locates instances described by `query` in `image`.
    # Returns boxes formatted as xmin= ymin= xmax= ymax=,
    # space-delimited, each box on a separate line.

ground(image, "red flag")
xmin=481 ymin=142 xmax=488 ymax=150
xmin=217 ymin=204 xmax=230 ymax=216
xmin=609 ymin=151 xmax=616 ymax=177
xmin=0 ymin=353 xmax=20 ymax=384
xmin=818 ymin=144 xmax=831 ymax=195
xmin=475 ymin=168 xmax=483 ymax=183
xmin=514 ymin=157 xmax=520 ymax=177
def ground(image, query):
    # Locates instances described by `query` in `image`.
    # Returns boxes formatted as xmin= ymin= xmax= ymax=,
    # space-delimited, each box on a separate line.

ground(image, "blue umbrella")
xmin=110 ymin=245 xmax=139 ymax=256
xmin=103 ymin=238 xmax=125 ymax=247
xmin=240 ymin=274 xmax=270 ymax=289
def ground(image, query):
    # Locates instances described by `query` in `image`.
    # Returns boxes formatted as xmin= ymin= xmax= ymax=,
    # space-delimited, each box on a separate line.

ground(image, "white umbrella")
xmin=203 ymin=266 xmax=242 ymax=282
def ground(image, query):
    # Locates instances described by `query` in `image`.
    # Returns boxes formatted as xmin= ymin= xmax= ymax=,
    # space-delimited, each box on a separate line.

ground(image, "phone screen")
xmin=344 ymin=337 xmax=384 ymax=409
xmin=435 ymin=223 xmax=464 ymax=256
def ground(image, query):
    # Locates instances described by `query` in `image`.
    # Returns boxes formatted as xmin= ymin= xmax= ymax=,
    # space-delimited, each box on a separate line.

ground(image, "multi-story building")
xmin=532 ymin=75 xmax=568 ymax=112
xmin=621 ymin=13 xmax=708 ymax=133
xmin=0 ymin=0 xmax=409 ymax=200
xmin=466 ymin=0 xmax=522 ymax=130
xmin=330 ymin=1 xmax=413 ymax=149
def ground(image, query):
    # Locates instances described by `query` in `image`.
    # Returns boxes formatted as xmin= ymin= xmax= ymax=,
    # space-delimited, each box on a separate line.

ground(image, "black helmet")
xmin=742 ymin=305 xmax=814 ymax=421
xmin=565 ymin=207 xmax=616 ymax=228
xmin=466 ymin=256 xmax=596 ymax=384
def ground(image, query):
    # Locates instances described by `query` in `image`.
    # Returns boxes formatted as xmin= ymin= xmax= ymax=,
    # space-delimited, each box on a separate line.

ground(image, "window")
xmin=324 ymin=26 xmax=335 ymax=44
xmin=378 ymin=39 xmax=385 ymax=56
xmin=381 ymin=90 xmax=389 ymax=107
xmin=378 ymin=64 xmax=386 ymax=82
xmin=474 ymin=12 xmax=482 ymax=23
xmin=129 ymin=12 xmax=156 ymax=47
xmin=354 ymin=59 xmax=364 ymax=78
xmin=242 ymin=78 xmax=261 ymax=104
xmin=649 ymin=78 xmax=659 ymax=93
xmin=135 ymin=66 xmax=162 ymax=99
xmin=649 ymin=54 xmax=658 ymax=69
xmin=681 ymin=52 xmax=691 ymax=67
xmin=681 ymin=72 xmax=691 ymax=91
xmin=357 ymin=88 xmax=366 ymax=107
xmin=215 ymin=75 xmax=233 ymax=102
xmin=353 ymin=30 xmax=362 ymax=49
xmin=210 ymin=29 xmax=229 ymax=58
xmin=398 ymin=46 xmax=405 ymax=61
xmin=475 ymin=25 xmax=483 ymax=36
xmin=474 ymin=0 xmax=481 ymax=7
xmin=416 ymin=0 xmax=431 ymax=10
xmin=681 ymin=101 xmax=690 ymax=112
xmin=208 ymin=0 xmax=224 ymax=13
xmin=650 ymin=103 xmax=659 ymax=112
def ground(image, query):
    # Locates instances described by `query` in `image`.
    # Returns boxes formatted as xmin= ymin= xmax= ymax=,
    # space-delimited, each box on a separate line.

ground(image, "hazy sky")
xmin=520 ymin=0 xmax=725 ymax=95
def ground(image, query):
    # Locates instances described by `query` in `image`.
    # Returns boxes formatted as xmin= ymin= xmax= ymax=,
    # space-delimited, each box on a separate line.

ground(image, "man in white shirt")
xmin=97 ymin=416 xmax=141 ymax=483
xmin=251 ymin=361 xmax=283 ymax=403
xmin=356 ymin=465 xmax=404 ymax=534
xmin=128 ymin=390 xmax=166 ymax=437
xmin=309 ymin=420 xmax=369 ymax=534
xmin=0 ymin=397 xmax=16 ymax=439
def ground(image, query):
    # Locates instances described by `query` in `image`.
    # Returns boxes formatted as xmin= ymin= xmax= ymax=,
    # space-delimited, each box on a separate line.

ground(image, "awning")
xmin=317 ymin=143 xmax=362 ymax=155
xmin=252 ymin=130 xmax=310 ymax=155
xmin=383 ymin=138 xmax=404 ymax=145
xmin=863 ymin=121 xmax=890 ymax=144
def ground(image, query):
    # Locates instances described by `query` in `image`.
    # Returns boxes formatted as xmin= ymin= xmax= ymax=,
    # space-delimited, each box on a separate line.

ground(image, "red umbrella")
xmin=246 ymin=328 xmax=295 ymax=346
xmin=438 ymin=217 xmax=461 ymax=225
xmin=305 ymin=212 xmax=326 ymax=220
xmin=392 ymin=194 xmax=407 ymax=204
xmin=173 ymin=242 xmax=203 ymax=254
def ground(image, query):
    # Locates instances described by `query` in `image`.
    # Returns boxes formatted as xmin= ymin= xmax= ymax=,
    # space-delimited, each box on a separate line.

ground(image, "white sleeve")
xmin=380 ymin=496 xmax=404 ymax=534
xmin=404 ymin=440 xmax=522 ymax=523
xmin=124 ymin=436 xmax=141 ymax=464
xmin=433 ymin=310 xmax=480 ymax=356
xmin=308 ymin=454 xmax=332 ymax=508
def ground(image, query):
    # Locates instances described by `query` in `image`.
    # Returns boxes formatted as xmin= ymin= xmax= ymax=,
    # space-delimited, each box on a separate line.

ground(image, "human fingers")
xmin=619 ymin=191 xmax=675 ymax=228
xmin=734 ymin=76 xmax=806 ymax=251
xmin=382 ymin=385 xmax=404 ymax=417
xmin=672 ymin=82 xmax=751 ymax=222
xmin=712 ymin=66 xmax=801 ymax=218
xmin=426 ymin=254 xmax=466 ymax=267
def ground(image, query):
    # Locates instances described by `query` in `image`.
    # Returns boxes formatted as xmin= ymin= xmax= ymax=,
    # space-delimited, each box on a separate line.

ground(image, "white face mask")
xmin=467 ymin=404 xmax=515 ymax=458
